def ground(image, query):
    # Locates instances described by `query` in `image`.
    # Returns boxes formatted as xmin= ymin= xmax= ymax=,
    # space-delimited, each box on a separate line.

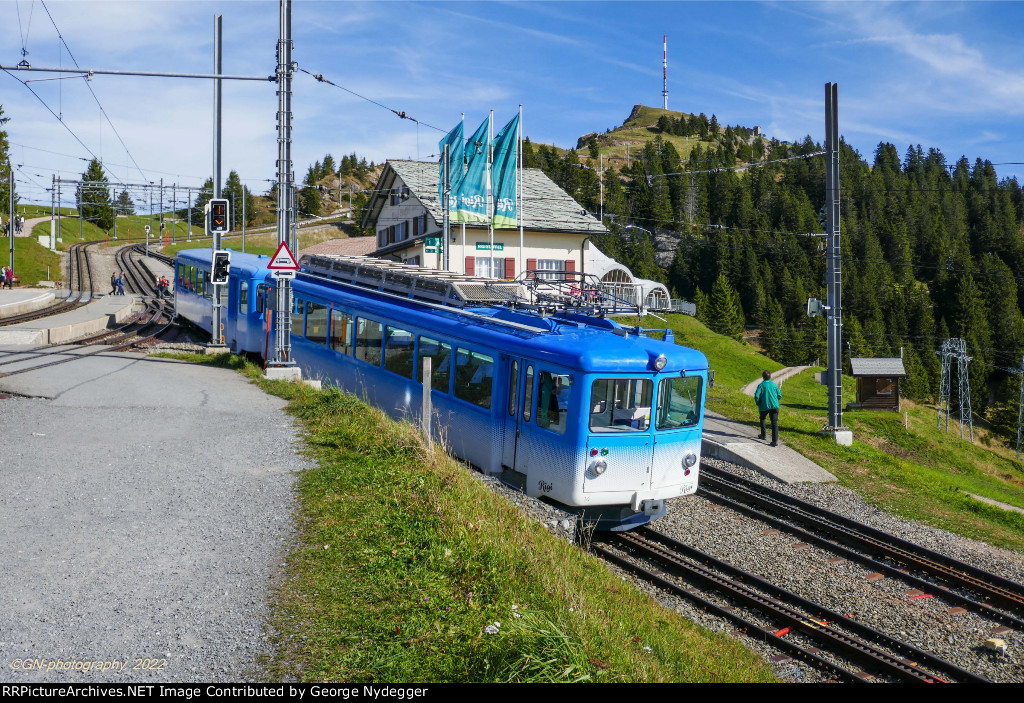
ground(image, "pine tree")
xmin=115 ymin=189 xmax=135 ymax=216
xmin=223 ymin=171 xmax=245 ymax=230
xmin=708 ymin=272 xmax=743 ymax=340
xmin=0 ymin=105 xmax=13 ymax=215
xmin=77 ymin=159 xmax=113 ymax=231
xmin=193 ymin=177 xmax=214 ymax=227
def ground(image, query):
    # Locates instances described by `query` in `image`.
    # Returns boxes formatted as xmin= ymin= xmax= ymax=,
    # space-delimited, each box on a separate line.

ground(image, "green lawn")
xmin=644 ymin=313 xmax=1024 ymax=551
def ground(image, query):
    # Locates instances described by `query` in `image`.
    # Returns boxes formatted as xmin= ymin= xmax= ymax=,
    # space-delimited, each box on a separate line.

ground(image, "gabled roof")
xmin=850 ymin=357 xmax=907 ymax=377
xmin=300 ymin=237 xmax=377 ymax=258
xmin=362 ymin=159 xmax=607 ymax=235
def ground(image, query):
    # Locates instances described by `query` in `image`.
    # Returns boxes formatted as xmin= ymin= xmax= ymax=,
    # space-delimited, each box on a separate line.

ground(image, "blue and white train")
xmin=174 ymin=248 xmax=708 ymax=530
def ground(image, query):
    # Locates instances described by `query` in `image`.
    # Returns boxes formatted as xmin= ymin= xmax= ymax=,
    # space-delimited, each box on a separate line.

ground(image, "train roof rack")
xmin=299 ymin=253 xmax=522 ymax=308
xmin=297 ymin=254 xmax=644 ymax=318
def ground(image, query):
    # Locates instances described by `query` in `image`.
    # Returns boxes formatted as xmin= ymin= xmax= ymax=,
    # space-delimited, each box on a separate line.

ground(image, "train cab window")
xmin=537 ymin=371 xmax=572 ymax=434
xmin=508 ymin=361 xmax=519 ymax=416
xmin=239 ymin=281 xmax=249 ymax=314
xmin=307 ymin=302 xmax=328 ymax=346
xmin=656 ymin=376 xmax=702 ymax=430
xmin=355 ymin=318 xmax=383 ymax=366
xmin=331 ymin=310 xmax=352 ymax=354
xmin=454 ymin=349 xmax=493 ymax=409
xmin=523 ymin=366 xmax=534 ymax=421
xmin=418 ymin=337 xmax=451 ymax=392
xmin=589 ymin=378 xmax=652 ymax=432
xmin=384 ymin=326 xmax=416 ymax=378
xmin=291 ymin=297 xmax=306 ymax=337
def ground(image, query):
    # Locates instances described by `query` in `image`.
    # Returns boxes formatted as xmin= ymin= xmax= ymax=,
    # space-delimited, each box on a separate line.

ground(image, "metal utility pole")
xmin=956 ymin=339 xmax=974 ymax=441
xmin=172 ymin=183 xmax=177 ymax=244
xmin=50 ymin=174 xmax=56 ymax=251
xmin=662 ymin=34 xmax=668 ymax=110
xmin=822 ymin=82 xmax=849 ymax=444
xmin=936 ymin=337 xmax=973 ymax=441
xmin=241 ymin=186 xmax=246 ymax=252
xmin=187 ymin=188 xmax=192 ymax=242
xmin=8 ymin=166 xmax=13 ymax=271
xmin=210 ymin=14 xmax=227 ymax=350
xmin=112 ymin=186 xmax=117 ymax=241
xmin=147 ymin=183 xmax=153 ymax=257
xmin=159 ymin=177 xmax=164 ymax=249
xmin=267 ymin=0 xmax=298 ymax=376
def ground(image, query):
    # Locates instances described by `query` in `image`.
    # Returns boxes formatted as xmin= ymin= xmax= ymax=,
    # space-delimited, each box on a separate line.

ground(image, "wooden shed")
xmin=848 ymin=357 xmax=908 ymax=411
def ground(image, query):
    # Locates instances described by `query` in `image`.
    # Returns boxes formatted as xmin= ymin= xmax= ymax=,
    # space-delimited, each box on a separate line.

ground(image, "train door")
xmin=500 ymin=357 xmax=530 ymax=472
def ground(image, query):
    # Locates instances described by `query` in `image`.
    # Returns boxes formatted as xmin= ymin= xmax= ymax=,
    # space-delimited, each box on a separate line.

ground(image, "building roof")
xmin=300 ymin=237 xmax=377 ymax=258
xmin=363 ymin=159 xmax=608 ymax=235
xmin=849 ymin=357 xmax=907 ymax=377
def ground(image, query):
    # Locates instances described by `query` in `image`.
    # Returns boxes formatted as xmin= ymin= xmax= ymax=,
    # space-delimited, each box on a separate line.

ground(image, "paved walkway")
xmin=703 ymin=366 xmax=837 ymax=484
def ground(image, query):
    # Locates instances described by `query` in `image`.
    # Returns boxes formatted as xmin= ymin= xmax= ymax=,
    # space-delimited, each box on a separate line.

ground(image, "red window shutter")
xmin=465 ymin=257 xmax=475 ymax=275
xmin=504 ymin=258 xmax=516 ymax=279
xmin=527 ymin=258 xmax=537 ymax=278
xmin=564 ymin=259 xmax=576 ymax=281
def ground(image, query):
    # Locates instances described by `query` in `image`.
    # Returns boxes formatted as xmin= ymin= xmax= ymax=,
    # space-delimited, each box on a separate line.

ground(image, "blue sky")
xmin=4 ymin=1 xmax=1024 ymax=208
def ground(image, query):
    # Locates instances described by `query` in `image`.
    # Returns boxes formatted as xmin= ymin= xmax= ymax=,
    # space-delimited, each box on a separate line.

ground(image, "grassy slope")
xmin=157 ymin=353 xmax=776 ymax=683
xmin=641 ymin=313 xmax=1024 ymax=551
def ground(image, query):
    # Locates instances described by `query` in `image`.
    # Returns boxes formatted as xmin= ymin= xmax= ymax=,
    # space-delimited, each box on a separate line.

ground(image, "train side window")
xmin=508 ymin=361 xmax=519 ymax=416
xmin=454 ymin=348 xmax=493 ymax=409
xmin=590 ymin=378 xmax=653 ymax=432
xmin=523 ymin=366 xmax=534 ymax=421
xmin=384 ymin=326 xmax=416 ymax=378
xmin=418 ymin=337 xmax=451 ymax=392
xmin=188 ymin=266 xmax=195 ymax=292
xmin=355 ymin=318 xmax=383 ymax=366
xmin=239 ymin=281 xmax=249 ymax=314
xmin=203 ymin=271 xmax=211 ymax=299
xmin=291 ymin=297 xmax=306 ymax=337
xmin=656 ymin=376 xmax=702 ymax=430
xmin=537 ymin=371 xmax=572 ymax=434
xmin=307 ymin=302 xmax=328 ymax=345
xmin=331 ymin=310 xmax=352 ymax=354
xmin=255 ymin=284 xmax=267 ymax=314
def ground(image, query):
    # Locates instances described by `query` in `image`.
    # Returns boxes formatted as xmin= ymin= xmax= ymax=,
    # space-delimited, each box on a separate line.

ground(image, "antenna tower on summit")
xmin=662 ymin=34 xmax=669 ymax=110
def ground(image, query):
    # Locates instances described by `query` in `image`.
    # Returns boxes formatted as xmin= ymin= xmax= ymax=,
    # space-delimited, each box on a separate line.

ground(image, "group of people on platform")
xmin=3 ymin=216 xmax=25 ymax=236
xmin=0 ymin=265 xmax=14 ymax=289
xmin=109 ymin=272 xmax=126 ymax=296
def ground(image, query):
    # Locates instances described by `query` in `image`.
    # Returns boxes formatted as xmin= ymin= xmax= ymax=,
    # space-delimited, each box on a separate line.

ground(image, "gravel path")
xmin=481 ymin=458 xmax=1024 ymax=682
xmin=0 ymin=352 xmax=302 ymax=682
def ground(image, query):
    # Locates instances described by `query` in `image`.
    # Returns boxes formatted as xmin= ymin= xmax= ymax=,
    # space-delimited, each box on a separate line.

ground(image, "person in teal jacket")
xmin=754 ymin=370 xmax=782 ymax=446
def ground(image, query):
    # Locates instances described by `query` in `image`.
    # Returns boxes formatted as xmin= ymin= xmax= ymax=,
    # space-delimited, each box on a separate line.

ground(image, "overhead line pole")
xmin=823 ymin=82 xmax=851 ymax=445
xmin=267 ymin=0 xmax=298 ymax=377
xmin=210 ymin=14 xmax=227 ymax=350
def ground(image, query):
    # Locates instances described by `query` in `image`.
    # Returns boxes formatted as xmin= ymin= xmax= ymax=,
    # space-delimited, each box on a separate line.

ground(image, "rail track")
xmin=0 ymin=240 xmax=97 ymax=326
xmin=698 ymin=464 xmax=1024 ymax=630
xmin=593 ymin=526 xmax=990 ymax=683
xmin=0 ymin=242 xmax=176 ymax=378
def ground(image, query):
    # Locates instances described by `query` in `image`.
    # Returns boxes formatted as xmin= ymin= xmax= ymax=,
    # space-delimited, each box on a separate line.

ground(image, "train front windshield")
xmin=589 ymin=376 xmax=702 ymax=433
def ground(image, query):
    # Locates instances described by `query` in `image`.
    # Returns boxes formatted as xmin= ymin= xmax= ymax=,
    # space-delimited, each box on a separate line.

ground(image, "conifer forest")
xmin=527 ymin=118 xmax=1024 ymax=444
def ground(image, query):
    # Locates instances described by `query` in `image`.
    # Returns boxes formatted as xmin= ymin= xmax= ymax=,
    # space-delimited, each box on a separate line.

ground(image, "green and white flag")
xmin=453 ymin=116 xmax=490 ymax=223
xmin=438 ymin=121 xmax=464 ymax=210
xmin=491 ymin=113 xmax=519 ymax=229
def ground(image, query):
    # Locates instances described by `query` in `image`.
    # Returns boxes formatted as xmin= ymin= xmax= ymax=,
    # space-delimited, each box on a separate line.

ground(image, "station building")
xmin=359 ymin=160 xmax=671 ymax=311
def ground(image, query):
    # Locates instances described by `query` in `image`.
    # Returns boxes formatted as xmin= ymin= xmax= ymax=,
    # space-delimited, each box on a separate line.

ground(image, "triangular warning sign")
xmin=267 ymin=241 xmax=299 ymax=270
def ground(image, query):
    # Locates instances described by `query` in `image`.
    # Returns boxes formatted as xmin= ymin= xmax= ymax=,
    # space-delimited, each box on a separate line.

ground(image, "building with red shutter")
xmin=361 ymin=160 xmax=670 ymax=310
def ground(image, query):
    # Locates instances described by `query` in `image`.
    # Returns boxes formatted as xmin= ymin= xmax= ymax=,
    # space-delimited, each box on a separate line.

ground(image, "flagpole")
xmin=442 ymin=143 xmax=450 ymax=271
xmin=461 ymin=113 xmax=466 ymax=274
xmin=518 ymin=104 xmax=523 ymax=277
xmin=488 ymin=109 xmax=494 ymax=278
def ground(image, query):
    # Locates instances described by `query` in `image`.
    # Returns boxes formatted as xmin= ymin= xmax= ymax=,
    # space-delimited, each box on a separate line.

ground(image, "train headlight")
xmin=590 ymin=459 xmax=608 ymax=476
xmin=653 ymin=354 xmax=667 ymax=371
xmin=683 ymin=452 xmax=697 ymax=468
